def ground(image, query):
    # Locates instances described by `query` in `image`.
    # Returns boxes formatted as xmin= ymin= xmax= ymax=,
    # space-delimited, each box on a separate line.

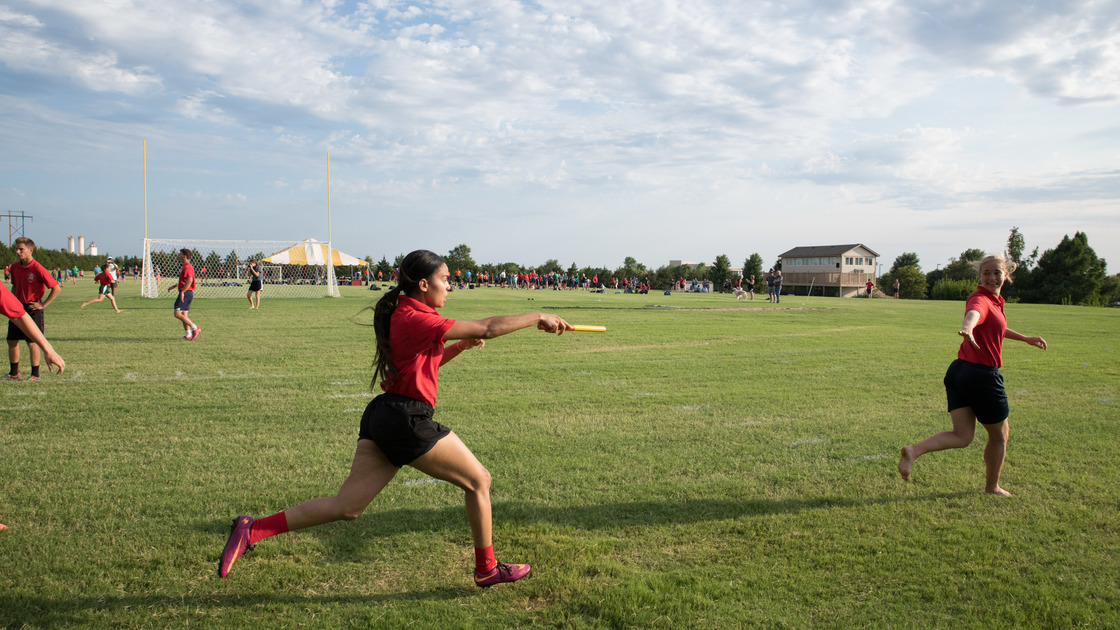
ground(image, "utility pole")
xmin=0 ymin=210 xmax=33 ymax=246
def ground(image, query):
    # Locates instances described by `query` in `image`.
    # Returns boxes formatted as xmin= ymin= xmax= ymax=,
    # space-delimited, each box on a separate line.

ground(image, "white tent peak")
xmin=263 ymin=239 xmax=368 ymax=267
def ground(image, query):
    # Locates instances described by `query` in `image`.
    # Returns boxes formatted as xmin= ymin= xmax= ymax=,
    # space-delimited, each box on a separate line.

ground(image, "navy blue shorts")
xmin=944 ymin=359 xmax=1009 ymax=424
xmin=174 ymin=290 xmax=193 ymax=311
xmin=358 ymin=393 xmax=450 ymax=467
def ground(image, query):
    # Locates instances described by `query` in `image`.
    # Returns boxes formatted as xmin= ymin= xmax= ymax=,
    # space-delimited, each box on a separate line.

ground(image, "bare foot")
xmin=80 ymin=303 xmax=86 ymax=310
xmin=985 ymin=486 xmax=1013 ymax=497
xmin=898 ymin=446 xmax=915 ymax=481
xmin=0 ymin=523 xmax=7 ymax=531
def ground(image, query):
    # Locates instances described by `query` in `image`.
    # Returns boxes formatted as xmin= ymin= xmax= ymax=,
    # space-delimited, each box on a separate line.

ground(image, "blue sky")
xmin=1 ymin=0 xmax=1118 ymax=272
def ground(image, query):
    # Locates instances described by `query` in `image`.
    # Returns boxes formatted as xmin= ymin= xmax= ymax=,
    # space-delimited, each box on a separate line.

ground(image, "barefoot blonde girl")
xmin=219 ymin=249 xmax=573 ymax=586
xmin=898 ymin=254 xmax=1047 ymax=495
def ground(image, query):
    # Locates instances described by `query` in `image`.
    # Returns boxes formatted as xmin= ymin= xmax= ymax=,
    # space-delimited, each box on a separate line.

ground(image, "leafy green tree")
xmin=445 ymin=244 xmax=475 ymax=274
xmin=931 ymin=277 xmax=974 ymax=301
xmin=943 ymin=257 xmax=977 ymax=282
xmin=1007 ymin=227 xmax=1025 ymax=267
xmin=538 ymin=258 xmax=562 ymax=274
xmin=888 ymin=266 xmax=928 ymax=299
xmin=890 ymin=252 xmax=921 ymax=273
xmin=1021 ymin=232 xmax=1108 ymax=305
xmin=223 ymin=251 xmax=240 ymax=277
xmin=742 ymin=253 xmax=763 ymax=283
xmin=960 ymin=248 xmax=985 ymax=262
xmin=1101 ymin=274 xmax=1120 ymax=306
xmin=708 ymin=255 xmax=732 ymax=289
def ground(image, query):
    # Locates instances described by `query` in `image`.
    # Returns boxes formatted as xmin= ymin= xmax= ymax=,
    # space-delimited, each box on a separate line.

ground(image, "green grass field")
xmin=2 ymin=281 xmax=1118 ymax=628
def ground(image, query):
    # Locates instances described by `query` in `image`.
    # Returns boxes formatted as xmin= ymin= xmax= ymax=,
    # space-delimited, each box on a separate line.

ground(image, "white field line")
xmin=849 ymin=453 xmax=892 ymax=463
xmin=121 ymin=371 xmax=289 ymax=383
xmin=402 ymin=478 xmax=446 ymax=488
xmin=0 ymin=404 xmax=32 ymax=411
xmin=329 ymin=393 xmax=373 ymax=399
xmin=790 ymin=438 xmax=829 ymax=447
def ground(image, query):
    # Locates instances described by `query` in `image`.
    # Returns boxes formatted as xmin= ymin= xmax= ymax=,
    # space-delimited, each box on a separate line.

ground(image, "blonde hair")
xmin=974 ymin=253 xmax=1017 ymax=284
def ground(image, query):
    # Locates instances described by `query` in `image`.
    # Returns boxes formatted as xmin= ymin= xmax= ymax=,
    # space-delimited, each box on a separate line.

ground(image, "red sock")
xmin=474 ymin=545 xmax=496 ymax=574
xmin=249 ymin=511 xmax=289 ymax=545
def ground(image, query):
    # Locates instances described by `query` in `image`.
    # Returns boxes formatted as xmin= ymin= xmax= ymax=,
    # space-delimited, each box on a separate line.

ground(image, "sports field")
xmin=2 ymin=282 xmax=1118 ymax=628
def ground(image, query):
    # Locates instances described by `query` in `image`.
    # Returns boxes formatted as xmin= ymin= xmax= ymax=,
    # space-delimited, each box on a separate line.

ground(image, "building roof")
xmin=779 ymin=244 xmax=880 ymax=258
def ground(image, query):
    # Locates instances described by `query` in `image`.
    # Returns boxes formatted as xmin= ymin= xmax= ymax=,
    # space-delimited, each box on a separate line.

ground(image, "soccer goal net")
xmin=141 ymin=239 xmax=341 ymax=298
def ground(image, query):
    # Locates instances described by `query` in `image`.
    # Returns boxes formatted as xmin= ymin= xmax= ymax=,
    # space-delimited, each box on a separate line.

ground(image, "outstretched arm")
xmin=446 ymin=312 xmax=572 ymax=341
xmin=1006 ymin=328 xmax=1047 ymax=350
xmin=958 ymin=309 xmax=981 ymax=349
xmin=11 ymin=313 xmax=65 ymax=374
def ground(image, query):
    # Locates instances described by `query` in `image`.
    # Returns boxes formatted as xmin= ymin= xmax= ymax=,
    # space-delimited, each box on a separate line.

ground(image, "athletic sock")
xmin=30 ymin=365 xmax=40 ymax=378
xmin=249 ymin=511 xmax=289 ymax=545
xmin=9 ymin=363 xmax=17 ymax=376
xmin=474 ymin=544 xmax=496 ymax=574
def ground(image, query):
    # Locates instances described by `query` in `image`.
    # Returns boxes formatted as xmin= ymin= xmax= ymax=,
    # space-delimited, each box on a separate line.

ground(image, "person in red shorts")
xmin=0 ymin=280 xmax=65 ymax=529
xmin=6 ymin=237 xmax=61 ymax=381
xmin=166 ymin=249 xmax=199 ymax=340
xmin=80 ymin=268 xmax=122 ymax=313
xmin=219 ymin=249 xmax=573 ymax=586
xmin=898 ymin=254 xmax=1048 ymax=496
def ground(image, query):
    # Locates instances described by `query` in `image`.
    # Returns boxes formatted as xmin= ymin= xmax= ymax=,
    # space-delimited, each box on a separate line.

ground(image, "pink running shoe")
xmin=189 ymin=327 xmax=200 ymax=340
xmin=4 ymin=373 xmax=20 ymax=381
xmin=474 ymin=561 xmax=531 ymax=587
xmin=218 ymin=515 xmax=255 ymax=577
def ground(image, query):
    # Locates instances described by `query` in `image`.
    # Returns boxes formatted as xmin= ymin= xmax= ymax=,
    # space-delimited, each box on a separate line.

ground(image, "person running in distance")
xmin=166 ymin=249 xmax=199 ymax=340
xmin=80 ymin=267 xmax=121 ymax=313
xmin=0 ymin=280 xmax=65 ymax=529
xmin=246 ymin=259 xmax=262 ymax=309
xmin=898 ymin=254 xmax=1047 ymax=496
xmin=6 ymin=237 xmax=61 ymax=381
xmin=219 ymin=249 xmax=574 ymax=586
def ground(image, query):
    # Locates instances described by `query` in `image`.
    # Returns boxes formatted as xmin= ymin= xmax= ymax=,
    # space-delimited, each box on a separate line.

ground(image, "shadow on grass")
xmin=0 ymin=588 xmax=471 ymax=627
xmin=209 ymin=491 xmax=971 ymax=563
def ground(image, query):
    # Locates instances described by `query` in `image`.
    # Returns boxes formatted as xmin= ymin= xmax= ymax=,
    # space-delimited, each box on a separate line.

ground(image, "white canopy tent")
xmin=263 ymin=238 xmax=369 ymax=267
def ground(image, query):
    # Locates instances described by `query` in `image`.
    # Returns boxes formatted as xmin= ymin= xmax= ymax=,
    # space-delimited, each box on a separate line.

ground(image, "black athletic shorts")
xmin=944 ymin=358 xmax=1009 ymax=424
xmin=249 ymin=280 xmax=262 ymax=291
xmin=358 ymin=393 xmax=451 ymax=467
xmin=6 ymin=304 xmax=44 ymax=342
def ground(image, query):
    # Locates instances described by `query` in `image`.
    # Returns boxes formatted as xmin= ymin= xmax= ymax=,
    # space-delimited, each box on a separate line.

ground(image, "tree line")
xmin=379 ymin=230 xmax=1117 ymax=306
xmin=876 ymin=228 xmax=1117 ymax=306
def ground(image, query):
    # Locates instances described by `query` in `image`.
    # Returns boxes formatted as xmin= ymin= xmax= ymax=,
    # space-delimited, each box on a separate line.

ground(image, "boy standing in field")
xmin=6 ymin=237 xmax=61 ymax=381
xmin=166 ymin=248 xmax=199 ymax=340
xmin=0 ymin=280 xmax=65 ymax=529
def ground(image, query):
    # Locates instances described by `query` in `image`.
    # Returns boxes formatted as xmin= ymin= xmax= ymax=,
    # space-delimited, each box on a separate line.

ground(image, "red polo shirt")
xmin=0 ymin=283 xmax=26 ymax=319
xmin=382 ymin=295 xmax=456 ymax=407
xmin=178 ymin=262 xmax=196 ymax=292
xmin=9 ymin=259 xmax=57 ymax=304
xmin=958 ymin=286 xmax=1006 ymax=368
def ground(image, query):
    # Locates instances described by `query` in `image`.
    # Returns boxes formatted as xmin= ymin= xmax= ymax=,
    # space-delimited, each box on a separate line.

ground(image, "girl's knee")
xmin=463 ymin=465 xmax=492 ymax=494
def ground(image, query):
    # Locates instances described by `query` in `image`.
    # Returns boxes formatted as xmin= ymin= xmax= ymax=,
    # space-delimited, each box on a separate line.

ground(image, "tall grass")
xmin=1 ymin=282 xmax=1117 ymax=628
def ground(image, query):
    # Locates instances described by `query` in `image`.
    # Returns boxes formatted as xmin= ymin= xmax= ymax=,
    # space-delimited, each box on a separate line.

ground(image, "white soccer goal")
xmin=142 ymin=239 xmax=341 ymax=298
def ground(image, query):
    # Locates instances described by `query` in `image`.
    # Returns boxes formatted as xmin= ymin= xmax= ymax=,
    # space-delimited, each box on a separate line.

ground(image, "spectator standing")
xmin=6 ymin=237 xmax=61 ymax=381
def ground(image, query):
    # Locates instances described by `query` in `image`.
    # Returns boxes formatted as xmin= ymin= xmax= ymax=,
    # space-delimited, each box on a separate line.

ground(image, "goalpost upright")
xmin=141 ymin=145 xmax=345 ymax=299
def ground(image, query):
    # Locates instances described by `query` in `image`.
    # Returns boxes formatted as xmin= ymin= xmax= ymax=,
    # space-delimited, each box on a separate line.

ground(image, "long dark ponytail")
xmin=370 ymin=249 xmax=446 ymax=389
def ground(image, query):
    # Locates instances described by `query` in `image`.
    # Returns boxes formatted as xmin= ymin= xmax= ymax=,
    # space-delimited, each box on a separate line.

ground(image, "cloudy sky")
xmin=1 ymin=0 xmax=1117 ymax=273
